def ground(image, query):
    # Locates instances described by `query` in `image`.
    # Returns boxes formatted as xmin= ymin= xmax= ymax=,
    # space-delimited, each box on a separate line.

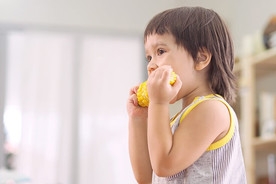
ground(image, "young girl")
xmin=127 ymin=7 xmax=247 ymax=184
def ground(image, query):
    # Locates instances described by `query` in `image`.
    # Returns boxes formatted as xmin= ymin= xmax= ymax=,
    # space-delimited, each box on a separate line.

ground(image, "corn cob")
xmin=137 ymin=72 xmax=177 ymax=107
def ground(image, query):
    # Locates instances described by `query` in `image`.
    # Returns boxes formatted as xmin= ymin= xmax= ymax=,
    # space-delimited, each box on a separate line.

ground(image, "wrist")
xmin=149 ymin=102 xmax=170 ymax=108
xmin=148 ymin=103 xmax=170 ymax=119
xmin=129 ymin=116 xmax=148 ymax=124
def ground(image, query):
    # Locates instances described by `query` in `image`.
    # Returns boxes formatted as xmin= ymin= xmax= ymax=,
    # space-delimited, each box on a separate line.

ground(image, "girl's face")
xmin=144 ymin=33 xmax=199 ymax=101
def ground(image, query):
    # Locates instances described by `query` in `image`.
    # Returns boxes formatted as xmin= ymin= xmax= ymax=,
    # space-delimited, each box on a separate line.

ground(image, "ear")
xmin=195 ymin=48 xmax=212 ymax=71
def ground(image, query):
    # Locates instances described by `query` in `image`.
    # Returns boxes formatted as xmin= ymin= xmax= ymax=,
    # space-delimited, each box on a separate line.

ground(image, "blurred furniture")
xmin=234 ymin=47 xmax=276 ymax=184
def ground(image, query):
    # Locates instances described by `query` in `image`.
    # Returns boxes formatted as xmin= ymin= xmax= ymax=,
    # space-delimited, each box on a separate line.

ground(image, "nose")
xmin=147 ymin=62 xmax=159 ymax=75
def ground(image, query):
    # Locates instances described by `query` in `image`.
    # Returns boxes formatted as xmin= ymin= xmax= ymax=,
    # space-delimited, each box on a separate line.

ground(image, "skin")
xmin=127 ymin=33 xmax=230 ymax=183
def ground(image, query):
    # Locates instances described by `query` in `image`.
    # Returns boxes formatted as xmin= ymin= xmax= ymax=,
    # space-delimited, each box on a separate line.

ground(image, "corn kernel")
xmin=169 ymin=71 xmax=177 ymax=85
xmin=137 ymin=81 xmax=149 ymax=107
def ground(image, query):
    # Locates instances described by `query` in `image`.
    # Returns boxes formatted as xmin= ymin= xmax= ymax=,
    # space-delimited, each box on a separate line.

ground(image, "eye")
xmin=157 ymin=48 xmax=165 ymax=56
xmin=146 ymin=55 xmax=152 ymax=62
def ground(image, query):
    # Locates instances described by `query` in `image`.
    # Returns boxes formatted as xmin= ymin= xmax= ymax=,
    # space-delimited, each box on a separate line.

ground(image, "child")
xmin=127 ymin=6 xmax=247 ymax=184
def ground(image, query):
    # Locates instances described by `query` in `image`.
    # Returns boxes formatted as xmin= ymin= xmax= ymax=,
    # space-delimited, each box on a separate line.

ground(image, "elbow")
xmin=152 ymin=165 xmax=172 ymax=178
xmin=152 ymin=160 xmax=180 ymax=177
xmin=153 ymin=170 xmax=168 ymax=178
xmin=135 ymin=177 xmax=152 ymax=184
xmin=134 ymin=172 xmax=152 ymax=184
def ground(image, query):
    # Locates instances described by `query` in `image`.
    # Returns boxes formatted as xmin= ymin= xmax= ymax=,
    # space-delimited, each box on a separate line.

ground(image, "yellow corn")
xmin=137 ymin=72 xmax=177 ymax=107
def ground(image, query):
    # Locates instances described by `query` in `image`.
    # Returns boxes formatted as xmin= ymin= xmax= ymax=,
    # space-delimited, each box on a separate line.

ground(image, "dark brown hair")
xmin=144 ymin=7 xmax=236 ymax=104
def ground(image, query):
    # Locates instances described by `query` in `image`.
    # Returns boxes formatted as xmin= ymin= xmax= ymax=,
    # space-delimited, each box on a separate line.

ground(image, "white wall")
xmin=0 ymin=0 xmax=175 ymax=33
xmin=1 ymin=0 xmax=276 ymax=55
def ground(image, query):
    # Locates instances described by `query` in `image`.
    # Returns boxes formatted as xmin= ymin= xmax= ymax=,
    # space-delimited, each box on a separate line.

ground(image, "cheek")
xmin=178 ymin=69 xmax=196 ymax=87
xmin=175 ymin=62 xmax=192 ymax=76
xmin=171 ymin=53 xmax=195 ymax=78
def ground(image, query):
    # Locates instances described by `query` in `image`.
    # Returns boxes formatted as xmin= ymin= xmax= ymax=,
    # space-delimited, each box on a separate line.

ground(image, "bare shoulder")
xmin=177 ymin=98 xmax=231 ymax=144
xmin=182 ymin=99 xmax=230 ymax=133
xmin=194 ymin=98 xmax=230 ymax=120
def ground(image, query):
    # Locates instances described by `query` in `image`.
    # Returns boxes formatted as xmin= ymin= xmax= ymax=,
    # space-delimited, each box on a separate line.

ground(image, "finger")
xmin=129 ymin=86 xmax=139 ymax=95
xmin=152 ymin=66 xmax=167 ymax=80
xmin=132 ymin=93 xmax=138 ymax=106
xmin=128 ymin=93 xmax=138 ymax=106
xmin=155 ymin=66 xmax=173 ymax=84
xmin=164 ymin=68 xmax=173 ymax=83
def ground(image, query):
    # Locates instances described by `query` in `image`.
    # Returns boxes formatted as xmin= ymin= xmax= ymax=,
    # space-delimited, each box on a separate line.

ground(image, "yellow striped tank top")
xmin=152 ymin=94 xmax=247 ymax=184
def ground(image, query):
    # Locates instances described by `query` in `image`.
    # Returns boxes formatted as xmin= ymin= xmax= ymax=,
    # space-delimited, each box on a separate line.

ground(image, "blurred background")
xmin=0 ymin=0 xmax=276 ymax=183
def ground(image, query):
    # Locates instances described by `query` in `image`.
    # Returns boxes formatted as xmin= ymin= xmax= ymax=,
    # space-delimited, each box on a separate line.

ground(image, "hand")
xmin=127 ymin=86 xmax=148 ymax=120
xmin=147 ymin=65 xmax=182 ymax=105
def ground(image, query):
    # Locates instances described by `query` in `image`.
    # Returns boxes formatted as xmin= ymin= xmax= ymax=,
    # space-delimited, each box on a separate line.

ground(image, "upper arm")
xmin=163 ymin=100 xmax=230 ymax=176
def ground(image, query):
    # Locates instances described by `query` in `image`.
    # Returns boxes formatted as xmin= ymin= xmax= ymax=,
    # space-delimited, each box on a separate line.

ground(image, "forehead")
xmin=144 ymin=33 xmax=176 ymax=51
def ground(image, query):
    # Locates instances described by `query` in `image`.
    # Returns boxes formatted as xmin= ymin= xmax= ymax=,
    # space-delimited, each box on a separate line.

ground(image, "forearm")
xmin=128 ymin=118 xmax=152 ymax=183
xmin=147 ymin=103 xmax=173 ymax=175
